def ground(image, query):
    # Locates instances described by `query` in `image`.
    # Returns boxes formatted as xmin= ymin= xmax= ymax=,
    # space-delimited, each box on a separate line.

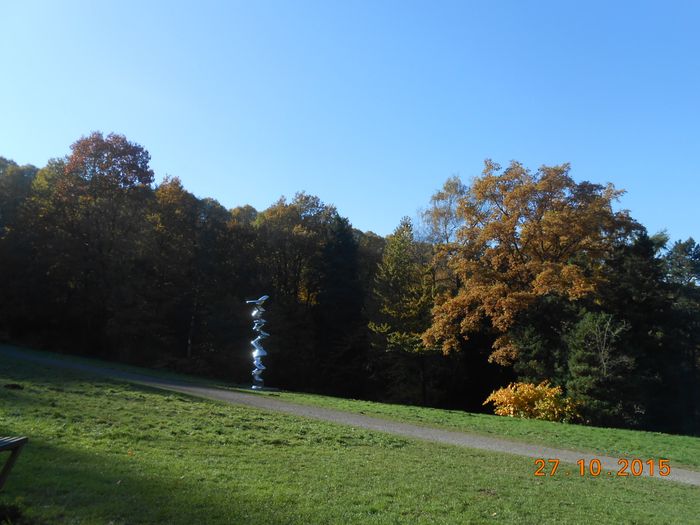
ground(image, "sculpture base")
xmin=247 ymin=385 xmax=280 ymax=392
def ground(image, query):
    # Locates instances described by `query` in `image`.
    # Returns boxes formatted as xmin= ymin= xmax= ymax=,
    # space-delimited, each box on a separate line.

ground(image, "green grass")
xmin=262 ymin=390 xmax=700 ymax=471
xmin=1 ymin=354 xmax=699 ymax=524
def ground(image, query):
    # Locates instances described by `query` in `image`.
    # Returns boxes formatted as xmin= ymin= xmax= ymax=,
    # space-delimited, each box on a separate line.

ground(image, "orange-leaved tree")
xmin=422 ymin=160 xmax=636 ymax=365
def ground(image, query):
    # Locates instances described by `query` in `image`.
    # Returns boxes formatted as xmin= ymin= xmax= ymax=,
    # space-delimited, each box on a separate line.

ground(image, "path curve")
xmin=2 ymin=347 xmax=699 ymax=487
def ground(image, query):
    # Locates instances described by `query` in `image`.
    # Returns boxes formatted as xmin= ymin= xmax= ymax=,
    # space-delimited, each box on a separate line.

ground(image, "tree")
xmin=662 ymin=238 xmax=700 ymax=433
xmin=565 ymin=311 xmax=636 ymax=426
xmin=0 ymin=158 xmax=36 ymax=233
xmin=230 ymin=204 xmax=258 ymax=226
xmin=369 ymin=217 xmax=435 ymax=403
xmin=254 ymin=193 xmax=336 ymax=302
xmin=253 ymin=193 xmax=339 ymax=390
xmin=510 ymin=295 xmax=578 ymax=386
xmin=313 ymin=215 xmax=367 ymax=395
xmin=147 ymin=176 xmax=199 ymax=358
xmin=421 ymin=175 xmax=466 ymax=245
xmin=372 ymin=218 xmax=430 ymax=338
xmin=666 ymin=238 xmax=700 ymax=286
xmin=576 ymin=231 xmax=700 ymax=431
xmin=423 ymin=160 xmax=636 ymax=366
xmin=65 ymin=131 xmax=154 ymax=188
xmin=29 ymin=133 xmax=155 ymax=356
xmin=0 ymin=159 xmax=38 ymax=337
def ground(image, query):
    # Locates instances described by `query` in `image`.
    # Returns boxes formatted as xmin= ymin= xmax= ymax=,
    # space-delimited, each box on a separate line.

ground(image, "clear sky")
xmin=2 ymin=1 xmax=698 ymax=240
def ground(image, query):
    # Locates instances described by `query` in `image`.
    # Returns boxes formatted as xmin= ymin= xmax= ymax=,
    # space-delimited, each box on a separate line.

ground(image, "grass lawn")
xmin=263 ymin=390 xmax=700 ymax=471
xmin=1 ymin=354 xmax=699 ymax=524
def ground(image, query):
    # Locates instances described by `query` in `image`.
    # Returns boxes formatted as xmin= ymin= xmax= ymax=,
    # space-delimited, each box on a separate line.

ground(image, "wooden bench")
xmin=0 ymin=437 xmax=28 ymax=490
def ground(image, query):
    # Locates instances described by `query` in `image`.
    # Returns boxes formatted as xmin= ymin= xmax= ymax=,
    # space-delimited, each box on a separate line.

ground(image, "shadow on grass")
xmin=0 ymin=345 xmax=225 ymax=389
xmin=0 ymin=353 xmax=197 ymax=392
xmin=1 ymin=359 xmax=306 ymax=524
xmin=0 ymin=439 xmax=302 ymax=525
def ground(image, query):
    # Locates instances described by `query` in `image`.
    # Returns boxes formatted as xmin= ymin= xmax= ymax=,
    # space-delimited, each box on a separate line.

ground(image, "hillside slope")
xmin=1 ymin=352 xmax=699 ymax=524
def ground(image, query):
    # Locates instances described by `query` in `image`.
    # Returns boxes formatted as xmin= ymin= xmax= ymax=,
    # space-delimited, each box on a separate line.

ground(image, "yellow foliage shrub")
xmin=483 ymin=381 xmax=580 ymax=423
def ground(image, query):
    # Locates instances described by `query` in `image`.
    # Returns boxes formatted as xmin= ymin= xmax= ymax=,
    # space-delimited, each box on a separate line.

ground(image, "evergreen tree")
xmin=369 ymin=217 xmax=435 ymax=403
xmin=313 ymin=215 xmax=367 ymax=395
xmin=565 ymin=311 xmax=636 ymax=426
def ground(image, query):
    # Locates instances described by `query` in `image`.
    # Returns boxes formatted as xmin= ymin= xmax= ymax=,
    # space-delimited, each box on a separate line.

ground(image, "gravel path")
xmin=3 ymin=346 xmax=700 ymax=487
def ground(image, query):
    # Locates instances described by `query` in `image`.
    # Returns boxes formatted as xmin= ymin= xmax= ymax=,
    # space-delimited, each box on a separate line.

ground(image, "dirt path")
xmin=3 ymin=346 xmax=700 ymax=487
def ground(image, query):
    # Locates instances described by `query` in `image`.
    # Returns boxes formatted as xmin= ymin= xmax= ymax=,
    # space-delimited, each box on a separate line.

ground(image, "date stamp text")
xmin=534 ymin=458 xmax=671 ymax=477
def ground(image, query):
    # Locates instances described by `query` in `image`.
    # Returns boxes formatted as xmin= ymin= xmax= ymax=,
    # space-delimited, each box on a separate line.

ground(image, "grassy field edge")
xmin=2 ymin=343 xmax=699 ymax=472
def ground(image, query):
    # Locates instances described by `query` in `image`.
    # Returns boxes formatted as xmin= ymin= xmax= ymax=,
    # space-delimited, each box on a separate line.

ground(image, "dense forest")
xmin=1 ymin=132 xmax=698 ymax=435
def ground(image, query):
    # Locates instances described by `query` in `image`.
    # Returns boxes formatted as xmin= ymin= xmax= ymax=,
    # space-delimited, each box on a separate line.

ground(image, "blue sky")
xmin=2 ymin=1 xmax=698 ymax=240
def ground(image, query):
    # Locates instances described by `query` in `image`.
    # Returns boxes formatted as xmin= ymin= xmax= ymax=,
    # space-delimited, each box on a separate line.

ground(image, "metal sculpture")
xmin=246 ymin=295 xmax=270 ymax=390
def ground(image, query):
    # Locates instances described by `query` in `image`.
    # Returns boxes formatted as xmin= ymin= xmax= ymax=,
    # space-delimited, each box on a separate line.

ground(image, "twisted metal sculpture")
xmin=246 ymin=295 xmax=269 ymax=390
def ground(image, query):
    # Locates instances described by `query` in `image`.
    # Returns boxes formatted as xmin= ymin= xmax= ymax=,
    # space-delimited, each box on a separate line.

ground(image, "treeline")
xmin=1 ymin=132 xmax=698 ymax=435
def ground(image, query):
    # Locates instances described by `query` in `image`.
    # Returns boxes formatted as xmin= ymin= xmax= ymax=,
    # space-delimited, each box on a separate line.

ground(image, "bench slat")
xmin=0 ymin=437 xmax=28 ymax=451
xmin=0 ymin=436 xmax=28 ymax=490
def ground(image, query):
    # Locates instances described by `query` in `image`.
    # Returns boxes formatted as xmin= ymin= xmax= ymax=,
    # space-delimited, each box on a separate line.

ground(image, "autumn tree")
xmin=147 ymin=176 xmax=199 ymax=357
xmin=65 ymin=131 xmax=154 ymax=187
xmin=9 ymin=160 xmax=69 ymax=341
xmin=419 ymin=176 xmax=467 ymax=301
xmin=421 ymin=175 xmax=466 ymax=245
xmin=0 ymin=157 xmax=36 ymax=233
xmin=191 ymin=199 xmax=249 ymax=374
xmin=253 ymin=193 xmax=341 ymax=390
xmin=423 ymin=160 xmax=636 ymax=366
xmin=28 ymin=132 xmax=156 ymax=355
xmin=0 ymin=158 xmax=38 ymax=337
xmin=254 ymin=193 xmax=336 ymax=302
